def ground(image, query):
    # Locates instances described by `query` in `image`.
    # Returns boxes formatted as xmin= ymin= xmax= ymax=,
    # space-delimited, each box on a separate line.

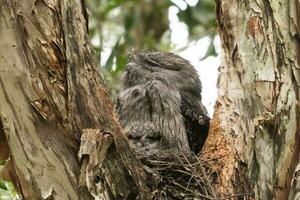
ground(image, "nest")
xmin=138 ymin=151 xmax=218 ymax=200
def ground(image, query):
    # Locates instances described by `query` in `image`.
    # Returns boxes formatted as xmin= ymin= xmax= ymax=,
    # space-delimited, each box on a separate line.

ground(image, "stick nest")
xmin=137 ymin=150 xmax=218 ymax=200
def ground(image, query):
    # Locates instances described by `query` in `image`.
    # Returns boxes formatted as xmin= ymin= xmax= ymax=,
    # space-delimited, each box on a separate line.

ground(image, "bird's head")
xmin=122 ymin=51 xmax=192 ymax=88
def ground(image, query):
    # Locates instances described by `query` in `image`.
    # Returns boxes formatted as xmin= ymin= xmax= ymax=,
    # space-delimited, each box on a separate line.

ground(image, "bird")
xmin=116 ymin=51 xmax=210 ymax=155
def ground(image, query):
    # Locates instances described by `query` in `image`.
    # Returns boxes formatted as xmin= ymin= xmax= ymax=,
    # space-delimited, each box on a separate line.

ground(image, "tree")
xmin=0 ymin=0 xmax=149 ymax=199
xmin=1 ymin=0 xmax=300 ymax=200
xmin=203 ymin=0 xmax=300 ymax=199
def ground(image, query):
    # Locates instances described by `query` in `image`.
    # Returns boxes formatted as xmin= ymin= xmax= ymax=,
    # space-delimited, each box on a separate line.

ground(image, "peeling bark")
xmin=204 ymin=0 xmax=300 ymax=199
xmin=2 ymin=0 xmax=300 ymax=199
xmin=0 ymin=0 xmax=149 ymax=199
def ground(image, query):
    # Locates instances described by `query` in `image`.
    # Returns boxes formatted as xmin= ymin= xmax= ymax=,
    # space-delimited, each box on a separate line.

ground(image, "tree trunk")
xmin=3 ymin=0 xmax=300 ymax=199
xmin=0 ymin=0 xmax=149 ymax=199
xmin=203 ymin=0 xmax=300 ymax=199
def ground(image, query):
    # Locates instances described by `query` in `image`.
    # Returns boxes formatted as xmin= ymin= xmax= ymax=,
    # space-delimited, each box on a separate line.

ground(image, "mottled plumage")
xmin=116 ymin=51 xmax=210 ymax=155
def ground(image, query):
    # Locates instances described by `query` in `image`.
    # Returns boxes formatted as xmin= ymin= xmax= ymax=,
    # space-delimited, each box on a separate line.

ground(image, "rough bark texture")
xmin=0 ymin=0 xmax=149 ymax=199
xmin=3 ymin=0 xmax=300 ymax=199
xmin=204 ymin=0 xmax=300 ymax=199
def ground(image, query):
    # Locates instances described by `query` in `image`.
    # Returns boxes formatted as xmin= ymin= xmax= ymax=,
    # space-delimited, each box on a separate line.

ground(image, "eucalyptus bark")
xmin=204 ymin=0 xmax=300 ymax=199
xmin=3 ymin=0 xmax=300 ymax=199
xmin=0 ymin=0 xmax=149 ymax=199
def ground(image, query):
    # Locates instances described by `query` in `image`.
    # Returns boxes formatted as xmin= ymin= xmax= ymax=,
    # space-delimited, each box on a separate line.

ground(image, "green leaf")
xmin=0 ymin=180 xmax=9 ymax=190
xmin=0 ymin=160 xmax=6 ymax=166
xmin=0 ymin=180 xmax=20 ymax=200
xmin=103 ymin=40 xmax=120 ymax=70
xmin=201 ymin=38 xmax=217 ymax=60
xmin=177 ymin=0 xmax=216 ymax=39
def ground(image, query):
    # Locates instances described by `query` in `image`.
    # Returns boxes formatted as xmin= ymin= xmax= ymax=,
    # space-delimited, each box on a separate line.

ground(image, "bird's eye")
xmin=125 ymin=62 xmax=137 ymax=69
xmin=131 ymin=89 xmax=140 ymax=97
xmin=146 ymin=132 xmax=161 ymax=140
xmin=127 ymin=132 xmax=141 ymax=140
xmin=145 ymin=59 xmax=159 ymax=67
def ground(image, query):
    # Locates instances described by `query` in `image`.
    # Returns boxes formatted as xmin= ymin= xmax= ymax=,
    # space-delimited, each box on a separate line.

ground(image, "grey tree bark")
xmin=203 ymin=0 xmax=300 ymax=199
xmin=0 ymin=0 xmax=150 ymax=199
xmin=2 ymin=0 xmax=300 ymax=199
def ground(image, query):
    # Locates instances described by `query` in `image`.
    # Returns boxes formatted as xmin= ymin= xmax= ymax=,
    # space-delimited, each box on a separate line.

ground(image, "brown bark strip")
xmin=203 ymin=105 xmax=237 ymax=195
xmin=78 ymin=129 xmax=114 ymax=198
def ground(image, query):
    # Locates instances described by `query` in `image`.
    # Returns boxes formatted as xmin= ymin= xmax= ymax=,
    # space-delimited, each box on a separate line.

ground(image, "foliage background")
xmin=87 ymin=0 xmax=218 ymax=98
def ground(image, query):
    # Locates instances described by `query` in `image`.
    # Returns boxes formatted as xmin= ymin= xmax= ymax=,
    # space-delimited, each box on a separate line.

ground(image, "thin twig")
xmin=195 ymin=154 xmax=217 ymax=199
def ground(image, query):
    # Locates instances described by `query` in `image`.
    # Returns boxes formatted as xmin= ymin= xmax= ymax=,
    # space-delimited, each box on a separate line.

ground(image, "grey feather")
xmin=116 ymin=51 xmax=210 ymax=155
